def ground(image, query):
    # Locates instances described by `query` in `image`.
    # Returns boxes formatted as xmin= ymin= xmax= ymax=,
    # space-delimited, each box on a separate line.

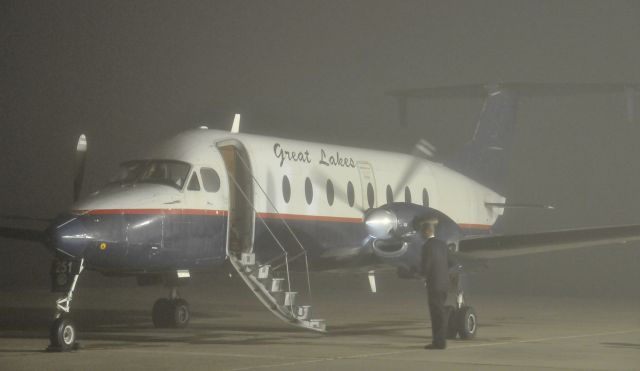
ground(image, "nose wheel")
xmin=49 ymin=317 xmax=79 ymax=351
xmin=152 ymin=293 xmax=190 ymax=328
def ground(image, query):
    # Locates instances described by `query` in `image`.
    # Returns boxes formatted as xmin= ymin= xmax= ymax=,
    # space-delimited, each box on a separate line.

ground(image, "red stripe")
xmin=257 ymin=212 xmax=363 ymax=223
xmin=73 ymin=209 xmax=491 ymax=230
xmin=76 ymin=209 xmax=228 ymax=216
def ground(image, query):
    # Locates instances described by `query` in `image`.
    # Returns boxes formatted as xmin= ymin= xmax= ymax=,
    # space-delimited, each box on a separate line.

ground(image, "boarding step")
xmin=304 ymin=319 xmax=326 ymax=332
xmin=284 ymin=291 xmax=297 ymax=306
xmin=241 ymin=252 xmax=255 ymax=266
xmin=228 ymin=255 xmax=326 ymax=333
xmin=257 ymin=265 xmax=270 ymax=279
xmin=296 ymin=305 xmax=311 ymax=320
xmin=270 ymin=277 xmax=285 ymax=292
xmin=270 ymin=290 xmax=297 ymax=307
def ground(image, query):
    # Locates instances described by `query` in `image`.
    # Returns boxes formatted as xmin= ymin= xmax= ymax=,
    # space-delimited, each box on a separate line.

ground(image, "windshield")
xmin=112 ymin=160 xmax=191 ymax=190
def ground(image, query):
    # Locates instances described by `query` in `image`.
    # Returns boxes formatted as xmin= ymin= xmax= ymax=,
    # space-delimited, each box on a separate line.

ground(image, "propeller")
xmin=0 ymin=134 xmax=88 ymax=245
xmin=310 ymin=168 xmax=367 ymax=214
xmin=391 ymin=138 xmax=437 ymax=200
xmin=73 ymin=134 xmax=87 ymax=202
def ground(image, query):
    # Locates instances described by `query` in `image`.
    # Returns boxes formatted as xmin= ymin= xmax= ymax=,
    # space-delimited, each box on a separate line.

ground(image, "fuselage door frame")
xmin=216 ymin=139 xmax=256 ymax=258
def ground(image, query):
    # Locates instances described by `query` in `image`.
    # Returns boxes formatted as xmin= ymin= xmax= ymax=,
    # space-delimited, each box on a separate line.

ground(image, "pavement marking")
xmin=221 ymin=328 xmax=640 ymax=371
xmin=110 ymin=348 xmax=322 ymax=361
xmin=449 ymin=328 xmax=640 ymax=350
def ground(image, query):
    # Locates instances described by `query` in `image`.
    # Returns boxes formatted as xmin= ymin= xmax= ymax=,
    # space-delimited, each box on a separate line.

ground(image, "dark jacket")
xmin=422 ymin=237 xmax=452 ymax=292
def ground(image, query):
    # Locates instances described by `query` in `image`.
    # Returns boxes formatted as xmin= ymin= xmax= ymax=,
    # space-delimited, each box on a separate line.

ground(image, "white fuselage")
xmin=68 ymin=128 xmax=504 ymax=272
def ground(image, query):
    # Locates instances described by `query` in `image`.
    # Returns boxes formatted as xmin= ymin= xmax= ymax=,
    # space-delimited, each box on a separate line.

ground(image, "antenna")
xmin=231 ymin=113 xmax=241 ymax=133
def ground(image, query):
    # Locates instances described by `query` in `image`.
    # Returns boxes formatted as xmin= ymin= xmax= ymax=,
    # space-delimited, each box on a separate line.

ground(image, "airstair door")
xmin=217 ymin=141 xmax=255 ymax=257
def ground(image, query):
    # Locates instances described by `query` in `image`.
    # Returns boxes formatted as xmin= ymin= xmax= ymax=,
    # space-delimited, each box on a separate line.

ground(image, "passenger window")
xmin=187 ymin=173 xmax=201 ymax=191
xmin=200 ymin=168 xmax=221 ymax=192
xmin=367 ymin=183 xmax=374 ymax=209
xmin=386 ymin=185 xmax=393 ymax=204
xmin=305 ymin=177 xmax=313 ymax=205
xmin=326 ymin=179 xmax=334 ymax=206
xmin=405 ymin=186 xmax=412 ymax=203
xmin=422 ymin=188 xmax=429 ymax=207
xmin=282 ymin=175 xmax=291 ymax=203
xmin=347 ymin=181 xmax=355 ymax=207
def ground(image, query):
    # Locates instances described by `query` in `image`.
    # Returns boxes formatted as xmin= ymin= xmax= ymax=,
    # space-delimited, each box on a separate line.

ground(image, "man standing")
xmin=419 ymin=216 xmax=451 ymax=350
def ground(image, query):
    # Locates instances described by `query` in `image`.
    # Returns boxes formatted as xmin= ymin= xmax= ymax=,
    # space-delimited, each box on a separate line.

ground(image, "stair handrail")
xmin=225 ymin=171 xmax=293 ymax=299
xmin=235 ymin=153 xmax=314 ymax=303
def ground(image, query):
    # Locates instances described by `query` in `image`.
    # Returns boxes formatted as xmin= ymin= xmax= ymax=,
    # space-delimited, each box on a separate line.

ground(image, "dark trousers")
xmin=427 ymin=289 xmax=448 ymax=347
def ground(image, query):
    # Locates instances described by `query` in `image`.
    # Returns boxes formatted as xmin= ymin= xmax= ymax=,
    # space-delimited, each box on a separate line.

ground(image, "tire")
xmin=152 ymin=298 xmax=172 ymax=328
xmin=170 ymin=299 xmax=190 ymax=328
xmin=456 ymin=306 xmax=477 ymax=340
xmin=445 ymin=305 xmax=458 ymax=339
xmin=49 ymin=317 xmax=77 ymax=351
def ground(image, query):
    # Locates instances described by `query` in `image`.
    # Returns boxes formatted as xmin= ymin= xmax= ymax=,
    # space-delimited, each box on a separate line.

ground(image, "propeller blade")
xmin=73 ymin=134 xmax=87 ymax=202
xmin=310 ymin=169 xmax=366 ymax=213
xmin=392 ymin=138 xmax=436 ymax=200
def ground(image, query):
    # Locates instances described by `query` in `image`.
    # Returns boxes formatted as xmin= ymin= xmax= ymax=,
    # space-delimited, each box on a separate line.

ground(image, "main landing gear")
xmin=446 ymin=290 xmax=477 ymax=340
xmin=152 ymin=287 xmax=190 ymax=328
xmin=47 ymin=258 xmax=84 ymax=352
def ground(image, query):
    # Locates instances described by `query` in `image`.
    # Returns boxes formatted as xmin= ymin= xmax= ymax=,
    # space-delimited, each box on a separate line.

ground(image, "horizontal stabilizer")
xmin=388 ymin=82 xmax=640 ymax=99
xmin=458 ymin=224 xmax=640 ymax=259
xmin=389 ymin=82 xmax=639 ymax=124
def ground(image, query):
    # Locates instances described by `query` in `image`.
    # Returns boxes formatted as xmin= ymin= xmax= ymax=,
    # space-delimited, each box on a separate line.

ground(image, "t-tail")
xmin=389 ymin=82 xmax=639 ymax=196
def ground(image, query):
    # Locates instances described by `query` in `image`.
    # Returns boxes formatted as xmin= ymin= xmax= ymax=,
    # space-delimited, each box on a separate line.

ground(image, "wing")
xmin=0 ymin=226 xmax=46 ymax=243
xmin=457 ymin=224 xmax=640 ymax=259
xmin=0 ymin=214 xmax=49 ymax=243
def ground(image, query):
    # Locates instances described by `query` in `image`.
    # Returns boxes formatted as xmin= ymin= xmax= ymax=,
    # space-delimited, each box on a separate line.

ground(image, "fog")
xmin=1 ymin=1 xmax=639 ymax=297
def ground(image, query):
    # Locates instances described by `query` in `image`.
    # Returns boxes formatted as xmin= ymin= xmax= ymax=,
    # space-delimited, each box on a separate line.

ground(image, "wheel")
xmin=444 ymin=305 xmax=458 ymax=339
xmin=456 ymin=306 xmax=477 ymax=339
xmin=170 ymin=299 xmax=190 ymax=328
xmin=152 ymin=298 xmax=190 ymax=328
xmin=152 ymin=298 xmax=172 ymax=328
xmin=48 ymin=317 xmax=77 ymax=351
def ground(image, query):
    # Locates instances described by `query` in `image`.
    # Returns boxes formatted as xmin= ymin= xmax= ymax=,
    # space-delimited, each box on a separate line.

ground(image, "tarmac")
xmin=0 ymin=270 xmax=639 ymax=371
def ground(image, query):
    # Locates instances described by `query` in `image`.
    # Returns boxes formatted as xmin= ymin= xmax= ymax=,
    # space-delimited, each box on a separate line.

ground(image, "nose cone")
xmin=364 ymin=209 xmax=398 ymax=240
xmin=48 ymin=213 xmax=91 ymax=258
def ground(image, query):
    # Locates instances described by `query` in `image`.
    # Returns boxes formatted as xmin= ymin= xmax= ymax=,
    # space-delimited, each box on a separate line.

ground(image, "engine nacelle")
xmin=364 ymin=203 xmax=462 ymax=274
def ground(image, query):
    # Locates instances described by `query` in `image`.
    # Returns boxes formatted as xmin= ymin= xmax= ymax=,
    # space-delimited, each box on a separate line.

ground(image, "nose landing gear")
xmin=47 ymin=258 xmax=84 ymax=352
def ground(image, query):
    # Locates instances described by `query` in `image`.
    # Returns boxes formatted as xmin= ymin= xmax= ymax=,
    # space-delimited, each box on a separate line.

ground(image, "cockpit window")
xmin=200 ymin=168 xmax=221 ymax=193
xmin=112 ymin=160 xmax=191 ymax=190
xmin=187 ymin=172 xmax=201 ymax=191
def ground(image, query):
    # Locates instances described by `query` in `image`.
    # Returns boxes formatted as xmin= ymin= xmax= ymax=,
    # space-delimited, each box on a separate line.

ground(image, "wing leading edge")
xmin=458 ymin=224 xmax=640 ymax=259
xmin=0 ymin=226 xmax=46 ymax=243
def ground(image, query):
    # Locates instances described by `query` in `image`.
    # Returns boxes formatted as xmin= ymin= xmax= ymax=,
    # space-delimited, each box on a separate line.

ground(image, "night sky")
xmin=1 ymin=1 xmax=639 ymax=295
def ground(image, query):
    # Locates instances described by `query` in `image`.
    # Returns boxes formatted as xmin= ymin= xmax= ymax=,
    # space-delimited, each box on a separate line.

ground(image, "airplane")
xmin=1 ymin=82 xmax=639 ymax=352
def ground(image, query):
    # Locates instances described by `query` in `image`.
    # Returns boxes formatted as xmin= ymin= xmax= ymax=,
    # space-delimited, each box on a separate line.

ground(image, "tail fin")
xmin=389 ymin=82 xmax=639 ymax=195
xmin=447 ymin=85 xmax=517 ymax=194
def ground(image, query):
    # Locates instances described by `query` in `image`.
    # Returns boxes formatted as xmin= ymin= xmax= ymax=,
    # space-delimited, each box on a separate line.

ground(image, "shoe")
xmin=424 ymin=343 xmax=446 ymax=350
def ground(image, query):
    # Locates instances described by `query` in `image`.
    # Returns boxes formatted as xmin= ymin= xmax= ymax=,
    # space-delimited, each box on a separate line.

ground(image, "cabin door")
xmin=217 ymin=141 xmax=255 ymax=257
